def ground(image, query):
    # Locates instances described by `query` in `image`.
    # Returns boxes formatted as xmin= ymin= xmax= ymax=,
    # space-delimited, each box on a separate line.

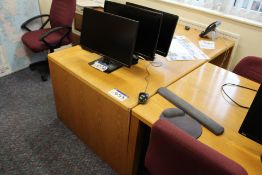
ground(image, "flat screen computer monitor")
xmin=239 ymin=84 xmax=262 ymax=144
xmin=104 ymin=1 xmax=162 ymax=61
xmin=126 ymin=2 xmax=179 ymax=57
xmin=80 ymin=8 xmax=139 ymax=73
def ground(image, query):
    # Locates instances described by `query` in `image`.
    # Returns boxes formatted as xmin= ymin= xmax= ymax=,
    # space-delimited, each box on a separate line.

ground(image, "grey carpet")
xmin=0 ymin=68 xmax=116 ymax=175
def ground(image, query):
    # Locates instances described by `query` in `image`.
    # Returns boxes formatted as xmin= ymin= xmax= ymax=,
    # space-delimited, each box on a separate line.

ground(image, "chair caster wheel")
xmin=29 ymin=65 xmax=36 ymax=71
xmin=41 ymin=75 xmax=48 ymax=81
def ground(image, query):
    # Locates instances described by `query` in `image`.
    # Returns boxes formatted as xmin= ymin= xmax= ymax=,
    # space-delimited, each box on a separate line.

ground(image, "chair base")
xmin=29 ymin=60 xmax=49 ymax=81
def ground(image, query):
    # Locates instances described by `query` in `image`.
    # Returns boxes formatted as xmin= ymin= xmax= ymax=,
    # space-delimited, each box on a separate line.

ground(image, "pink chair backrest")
xmin=145 ymin=119 xmax=248 ymax=175
xmin=233 ymin=56 xmax=262 ymax=83
xmin=49 ymin=0 xmax=76 ymax=28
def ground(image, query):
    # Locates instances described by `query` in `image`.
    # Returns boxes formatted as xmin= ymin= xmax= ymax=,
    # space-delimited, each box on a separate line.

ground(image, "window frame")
xmin=159 ymin=0 xmax=262 ymax=27
xmin=234 ymin=0 xmax=262 ymax=12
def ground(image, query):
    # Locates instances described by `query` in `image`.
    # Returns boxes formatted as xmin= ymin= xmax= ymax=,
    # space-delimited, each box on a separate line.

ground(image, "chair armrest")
xmin=21 ymin=14 xmax=50 ymax=32
xmin=39 ymin=26 xmax=72 ymax=49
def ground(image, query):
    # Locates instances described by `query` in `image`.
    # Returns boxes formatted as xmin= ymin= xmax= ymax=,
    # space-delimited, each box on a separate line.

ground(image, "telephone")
xmin=199 ymin=21 xmax=221 ymax=38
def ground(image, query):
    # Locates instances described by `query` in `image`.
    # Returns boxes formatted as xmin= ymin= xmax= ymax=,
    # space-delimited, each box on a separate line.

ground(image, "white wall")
xmin=38 ymin=0 xmax=52 ymax=14
xmin=38 ymin=0 xmax=52 ymax=27
xmin=120 ymin=0 xmax=262 ymax=70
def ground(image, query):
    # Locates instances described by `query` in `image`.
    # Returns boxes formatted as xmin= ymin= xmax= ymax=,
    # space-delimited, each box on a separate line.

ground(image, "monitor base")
xmin=89 ymin=57 xmax=122 ymax=73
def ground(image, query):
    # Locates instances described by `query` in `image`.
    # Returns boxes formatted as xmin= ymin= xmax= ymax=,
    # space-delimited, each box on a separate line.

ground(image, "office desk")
xmin=132 ymin=63 xmax=261 ymax=175
xmin=48 ymin=42 xmax=233 ymax=174
xmin=47 ymin=45 xmax=200 ymax=174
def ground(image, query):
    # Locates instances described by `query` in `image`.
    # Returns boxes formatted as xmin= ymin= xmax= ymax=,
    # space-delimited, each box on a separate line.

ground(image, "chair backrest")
xmin=145 ymin=119 xmax=248 ymax=175
xmin=233 ymin=56 xmax=262 ymax=83
xmin=49 ymin=0 xmax=76 ymax=28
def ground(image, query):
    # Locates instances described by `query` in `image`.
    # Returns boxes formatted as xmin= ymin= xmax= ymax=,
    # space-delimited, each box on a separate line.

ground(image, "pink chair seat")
xmin=22 ymin=28 xmax=71 ymax=52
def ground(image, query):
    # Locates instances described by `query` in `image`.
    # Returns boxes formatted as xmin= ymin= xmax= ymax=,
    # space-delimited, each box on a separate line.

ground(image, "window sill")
xmin=159 ymin=0 xmax=262 ymax=28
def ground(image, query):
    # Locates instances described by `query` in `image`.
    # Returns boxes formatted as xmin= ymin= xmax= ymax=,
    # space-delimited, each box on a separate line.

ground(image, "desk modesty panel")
xmin=132 ymin=63 xmax=261 ymax=175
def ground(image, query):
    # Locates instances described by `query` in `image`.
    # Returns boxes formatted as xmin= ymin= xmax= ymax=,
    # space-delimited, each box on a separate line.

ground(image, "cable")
xmin=221 ymin=83 xmax=257 ymax=109
xmin=144 ymin=62 xmax=151 ymax=93
xmin=220 ymin=48 xmax=230 ymax=68
xmin=219 ymin=37 xmax=231 ymax=68
xmin=138 ymin=56 xmax=163 ymax=93
xmin=150 ymin=60 xmax=163 ymax=67
xmin=144 ymin=60 xmax=163 ymax=92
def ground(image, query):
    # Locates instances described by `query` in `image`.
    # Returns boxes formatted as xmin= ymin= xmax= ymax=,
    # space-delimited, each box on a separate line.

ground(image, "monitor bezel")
xmin=239 ymin=84 xmax=262 ymax=145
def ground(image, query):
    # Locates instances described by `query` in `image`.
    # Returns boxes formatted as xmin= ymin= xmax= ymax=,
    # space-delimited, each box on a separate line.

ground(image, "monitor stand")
xmin=89 ymin=57 xmax=122 ymax=73
xmin=132 ymin=54 xmax=139 ymax=65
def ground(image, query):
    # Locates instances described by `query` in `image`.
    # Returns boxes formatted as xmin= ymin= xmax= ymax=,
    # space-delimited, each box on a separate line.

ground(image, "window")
xmin=235 ymin=0 xmax=262 ymax=12
xmin=166 ymin=0 xmax=262 ymax=24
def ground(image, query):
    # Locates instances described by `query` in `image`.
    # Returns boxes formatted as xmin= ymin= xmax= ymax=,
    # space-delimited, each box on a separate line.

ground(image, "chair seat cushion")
xmin=21 ymin=28 xmax=71 ymax=52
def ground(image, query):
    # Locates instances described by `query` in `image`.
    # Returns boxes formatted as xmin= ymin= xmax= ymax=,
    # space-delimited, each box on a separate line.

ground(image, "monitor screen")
xmin=239 ymin=84 xmax=262 ymax=144
xmin=80 ymin=8 xmax=139 ymax=71
xmin=104 ymin=1 xmax=162 ymax=61
xmin=126 ymin=2 xmax=179 ymax=57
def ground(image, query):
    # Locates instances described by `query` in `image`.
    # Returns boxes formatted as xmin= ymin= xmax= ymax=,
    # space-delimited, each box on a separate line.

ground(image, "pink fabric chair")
xmin=21 ymin=0 xmax=76 ymax=81
xmin=145 ymin=119 xmax=248 ymax=175
xmin=233 ymin=56 xmax=262 ymax=83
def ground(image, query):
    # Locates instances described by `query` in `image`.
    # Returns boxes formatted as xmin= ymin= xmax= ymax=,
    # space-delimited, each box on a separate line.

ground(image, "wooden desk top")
xmin=132 ymin=63 xmax=261 ymax=175
xmin=48 ymin=26 xmax=233 ymax=111
xmin=48 ymin=46 xmax=206 ymax=110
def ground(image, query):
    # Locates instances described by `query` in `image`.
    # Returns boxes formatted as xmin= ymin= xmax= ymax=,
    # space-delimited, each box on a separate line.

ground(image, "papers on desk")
xmin=166 ymin=36 xmax=209 ymax=61
xmin=77 ymin=0 xmax=105 ymax=8
xmin=199 ymin=40 xmax=215 ymax=50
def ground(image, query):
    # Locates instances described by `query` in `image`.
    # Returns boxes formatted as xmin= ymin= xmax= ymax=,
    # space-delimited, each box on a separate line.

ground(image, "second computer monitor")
xmin=104 ymin=1 xmax=163 ymax=61
xmin=126 ymin=2 xmax=179 ymax=57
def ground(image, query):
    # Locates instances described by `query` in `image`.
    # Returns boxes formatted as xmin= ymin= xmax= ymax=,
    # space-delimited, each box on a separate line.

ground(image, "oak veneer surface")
xmin=48 ymin=45 xmax=207 ymax=110
xmin=47 ymin=45 xmax=203 ymax=174
xmin=49 ymin=55 xmax=130 ymax=174
xmin=132 ymin=63 xmax=261 ymax=175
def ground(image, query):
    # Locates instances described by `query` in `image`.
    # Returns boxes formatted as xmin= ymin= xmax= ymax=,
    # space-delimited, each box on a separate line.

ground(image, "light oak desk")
xmin=132 ymin=63 xmax=262 ymax=175
xmin=48 ymin=45 xmax=202 ymax=174
xmin=48 ymin=38 xmax=233 ymax=174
